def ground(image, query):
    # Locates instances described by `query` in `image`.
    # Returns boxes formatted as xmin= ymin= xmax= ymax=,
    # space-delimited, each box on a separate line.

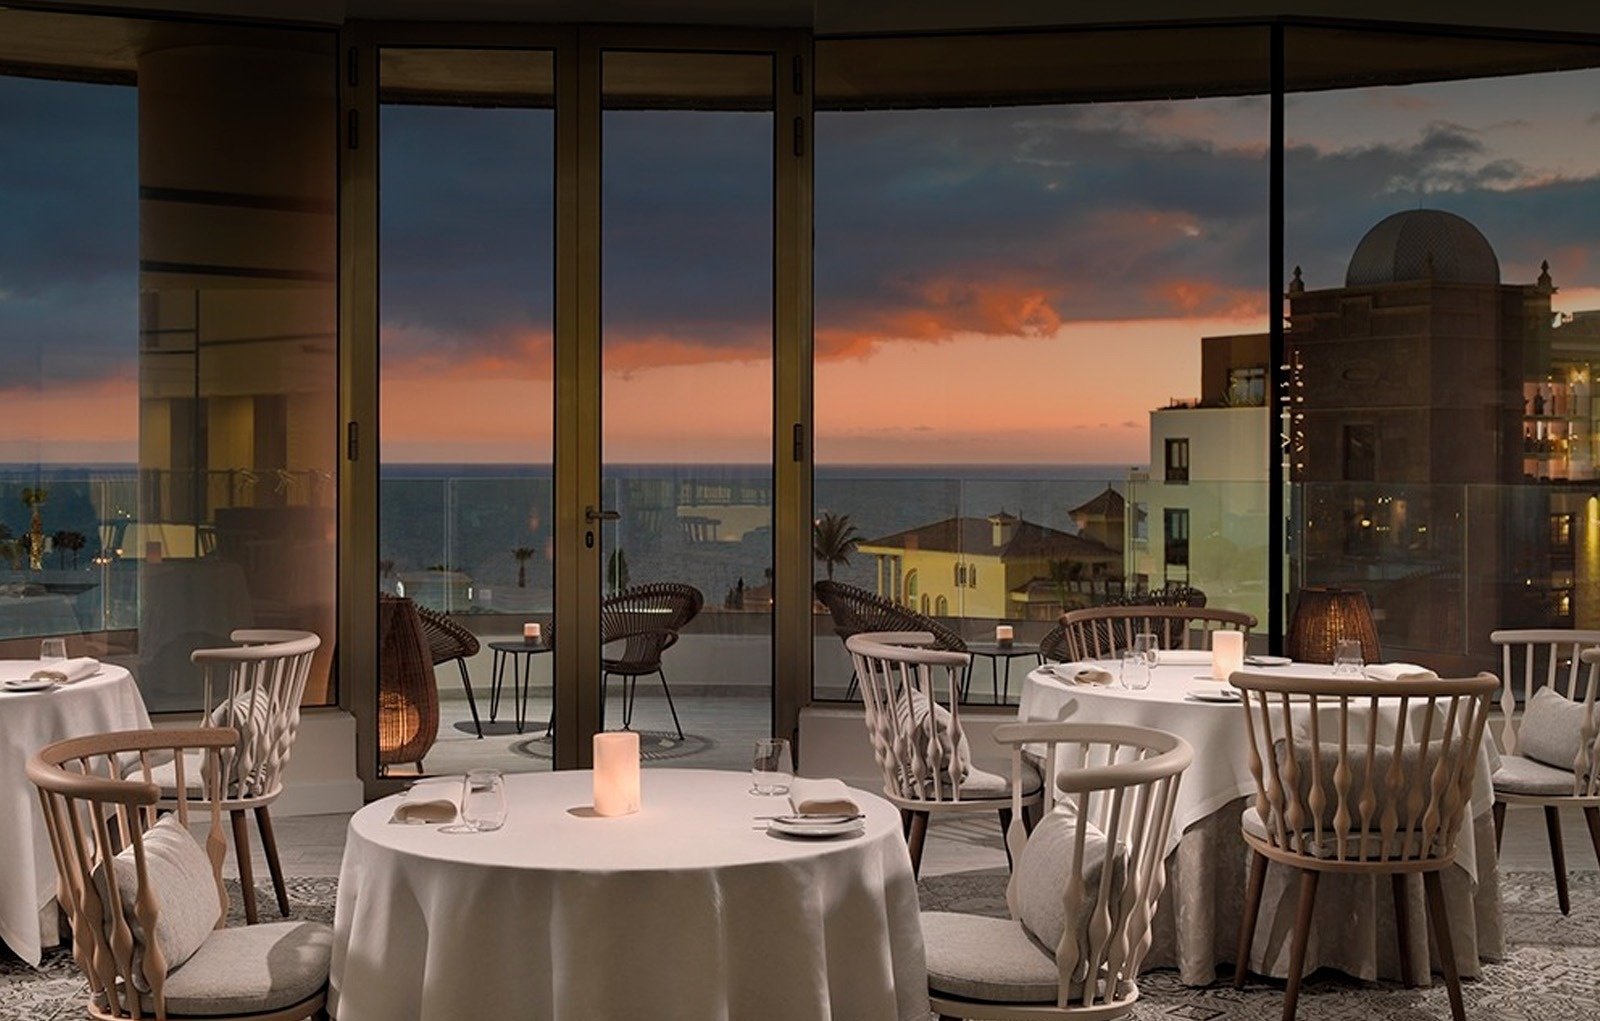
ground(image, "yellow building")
xmin=857 ymin=510 xmax=1122 ymax=621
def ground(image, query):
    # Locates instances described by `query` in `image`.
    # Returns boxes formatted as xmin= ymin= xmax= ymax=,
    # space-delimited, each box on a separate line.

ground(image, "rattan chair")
xmin=1230 ymin=669 xmax=1497 ymax=1021
xmin=1038 ymin=623 xmax=1071 ymax=663
xmin=416 ymin=604 xmax=484 ymax=738
xmin=846 ymin=631 xmax=1043 ymax=877
xmin=147 ymin=630 xmax=320 ymax=926
xmin=378 ymin=595 xmax=439 ymax=775
xmin=926 ymin=721 xmax=1192 ymax=1020
xmin=1488 ymin=630 xmax=1600 ymax=915
xmin=1059 ymin=605 xmax=1255 ymax=661
xmin=600 ymin=583 xmax=702 ymax=741
xmin=30 ymin=727 xmax=332 ymax=1020
xmin=815 ymin=580 xmax=969 ymax=699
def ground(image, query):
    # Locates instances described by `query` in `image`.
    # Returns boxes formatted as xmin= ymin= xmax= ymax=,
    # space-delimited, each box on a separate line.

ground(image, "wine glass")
xmin=1120 ymin=649 xmax=1151 ymax=690
xmin=1333 ymin=639 xmax=1364 ymax=677
xmin=460 ymin=769 xmax=507 ymax=831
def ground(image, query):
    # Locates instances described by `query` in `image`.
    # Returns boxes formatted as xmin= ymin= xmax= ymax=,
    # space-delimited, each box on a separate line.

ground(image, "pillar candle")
xmin=593 ymin=732 xmax=640 ymax=817
xmin=1212 ymin=630 xmax=1245 ymax=682
xmin=995 ymin=624 xmax=1014 ymax=644
xmin=524 ymin=622 xmax=542 ymax=642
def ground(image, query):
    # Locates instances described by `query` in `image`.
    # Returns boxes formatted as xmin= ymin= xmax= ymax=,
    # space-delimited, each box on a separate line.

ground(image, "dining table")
xmin=0 ymin=660 xmax=148 ymax=965
xmin=1019 ymin=652 xmax=1503 ymax=986
xmin=329 ymin=768 xmax=929 ymax=1021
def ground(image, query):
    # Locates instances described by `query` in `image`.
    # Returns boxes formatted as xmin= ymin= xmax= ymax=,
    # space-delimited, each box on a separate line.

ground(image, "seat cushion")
xmin=144 ymin=749 xmax=206 ymax=793
xmin=1013 ymin=806 xmax=1126 ymax=960
xmin=921 ymin=912 xmax=1058 ymax=1003
xmin=97 ymin=815 xmax=222 ymax=991
xmin=157 ymin=920 xmax=332 ymax=1016
xmin=1271 ymin=739 xmax=1431 ymax=831
xmin=1493 ymin=753 xmax=1579 ymax=797
xmin=948 ymin=758 xmax=1043 ymax=800
xmin=1240 ymin=807 xmax=1438 ymax=860
xmin=892 ymin=690 xmax=975 ymax=785
xmin=1517 ymin=687 xmax=1592 ymax=772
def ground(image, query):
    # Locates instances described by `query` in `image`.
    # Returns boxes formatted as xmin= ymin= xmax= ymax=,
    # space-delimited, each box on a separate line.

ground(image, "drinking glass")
xmin=1333 ymin=639 xmax=1364 ymax=677
xmin=460 ymin=769 xmax=507 ymax=831
xmin=1120 ymin=649 xmax=1151 ymax=691
xmin=39 ymin=638 xmax=67 ymax=662
xmin=751 ymin=737 xmax=793 ymax=795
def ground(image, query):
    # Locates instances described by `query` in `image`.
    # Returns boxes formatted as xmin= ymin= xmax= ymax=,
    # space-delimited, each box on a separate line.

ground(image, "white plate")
xmin=1187 ymin=687 xmax=1242 ymax=704
xmin=1244 ymin=655 xmax=1293 ymax=667
xmin=767 ymin=817 xmax=866 ymax=839
xmin=2 ymin=678 xmax=56 ymax=693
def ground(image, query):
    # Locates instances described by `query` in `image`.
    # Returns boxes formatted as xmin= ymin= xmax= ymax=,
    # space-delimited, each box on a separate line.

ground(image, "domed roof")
xmin=1344 ymin=209 xmax=1500 ymax=287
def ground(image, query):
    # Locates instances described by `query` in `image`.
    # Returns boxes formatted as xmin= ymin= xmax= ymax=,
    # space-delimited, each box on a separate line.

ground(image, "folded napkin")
xmin=391 ymin=786 xmax=458 ymax=825
xmin=30 ymin=657 xmax=101 ymax=684
xmin=1362 ymin=663 xmax=1437 ymax=681
xmin=1154 ymin=649 xmax=1211 ymax=666
xmin=787 ymin=778 xmax=861 ymax=817
xmin=1072 ymin=667 xmax=1115 ymax=687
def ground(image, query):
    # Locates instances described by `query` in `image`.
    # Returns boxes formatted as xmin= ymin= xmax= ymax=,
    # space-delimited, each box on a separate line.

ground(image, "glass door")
xmin=376 ymin=47 xmax=557 ymax=777
xmin=597 ymin=49 xmax=776 ymax=769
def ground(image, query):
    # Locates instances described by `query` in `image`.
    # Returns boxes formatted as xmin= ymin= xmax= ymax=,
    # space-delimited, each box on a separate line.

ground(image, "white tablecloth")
xmin=0 ymin=661 xmax=148 ymax=965
xmin=1019 ymin=661 xmax=1502 ymax=984
xmin=330 ymin=769 xmax=929 ymax=1021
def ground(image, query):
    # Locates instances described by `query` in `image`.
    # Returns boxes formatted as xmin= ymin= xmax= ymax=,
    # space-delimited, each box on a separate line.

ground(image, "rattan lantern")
xmin=1285 ymin=586 xmax=1381 ymax=664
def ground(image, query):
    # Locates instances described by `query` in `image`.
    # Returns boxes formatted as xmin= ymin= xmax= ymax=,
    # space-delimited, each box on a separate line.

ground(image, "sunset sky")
xmin=6 ymin=62 xmax=1600 ymax=465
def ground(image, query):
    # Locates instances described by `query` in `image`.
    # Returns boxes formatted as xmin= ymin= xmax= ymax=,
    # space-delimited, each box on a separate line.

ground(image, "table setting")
xmin=0 ymin=644 xmax=148 ymax=965
xmin=1019 ymin=636 xmax=1503 ymax=986
xmin=330 ymin=734 xmax=929 ymax=1021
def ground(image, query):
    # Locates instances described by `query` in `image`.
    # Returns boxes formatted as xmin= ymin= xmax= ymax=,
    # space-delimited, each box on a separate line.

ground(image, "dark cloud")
xmin=0 ymin=76 xmax=138 ymax=388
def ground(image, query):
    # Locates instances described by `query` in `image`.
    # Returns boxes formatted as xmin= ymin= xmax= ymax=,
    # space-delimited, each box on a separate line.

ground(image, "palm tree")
xmin=512 ymin=546 xmax=537 ymax=588
xmin=59 ymin=531 xmax=86 ymax=568
xmin=812 ymin=511 xmax=861 ymax=581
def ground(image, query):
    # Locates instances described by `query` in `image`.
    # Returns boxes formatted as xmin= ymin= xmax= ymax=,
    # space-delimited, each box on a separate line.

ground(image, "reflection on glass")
xmin=378 ymin=48 xmax=555 ymax=774
xmin=1286 ymin=32 xmax=1600 ymax=672
xmin=813 ymin=85 xmax=1269 ymax=701
xmin=601 ymin=51 xmax=774 ymax=767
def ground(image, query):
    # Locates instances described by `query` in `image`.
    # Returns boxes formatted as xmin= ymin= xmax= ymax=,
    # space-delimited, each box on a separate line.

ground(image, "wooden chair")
xmin=1488 ymin=630 xmax=1600 ymax=915
xmin=600 ymin=582 xmax=702 ymax=740
xmin=1059 ymin=605 xmax=1255 ymax=661
xmin=846 ymin=631 xmax=1042 ymax=877
xmin=166 ymin=629 xmax=321 ymax=925
xmin=925 ymin=721 xmax=1192 ymax=1020
xmin=29 ymin=727 xmax=331 ymax=1021
xmin=377 ymin=595 xmax=440 ymax=775
xmin=416 ymin=604 xmax=483 ymax=738
xmin=816 ymin=580 xmax=968 ymax=699
xmin=1230 ymin=670 xmax=1497 ymax=1021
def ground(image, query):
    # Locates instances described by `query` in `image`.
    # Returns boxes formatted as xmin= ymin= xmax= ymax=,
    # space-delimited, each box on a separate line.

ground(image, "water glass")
xmin=1132 ymin=632 xmax=1160 ymax=667
xmin=461 ymin=769 xmax=507 ymax=831
xmin=751 ymin=737 xmax=793 ymax=795
xmin=1333 ymin=639 xmax=1364 ymax=676
xmin=1120 ymin=649 xmax=1151 ymax=691
xmin=39 ymin=638 xmax=67 ymax=662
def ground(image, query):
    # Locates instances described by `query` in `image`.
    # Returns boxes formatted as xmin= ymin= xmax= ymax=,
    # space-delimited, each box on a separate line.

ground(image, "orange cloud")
xmin=817 ymin=279 xmax=1062 ymax=362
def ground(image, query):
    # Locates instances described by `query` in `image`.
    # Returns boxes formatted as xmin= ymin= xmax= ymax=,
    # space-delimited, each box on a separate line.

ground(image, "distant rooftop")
xmin=858 ymin=514 xmax=1118 ymax=561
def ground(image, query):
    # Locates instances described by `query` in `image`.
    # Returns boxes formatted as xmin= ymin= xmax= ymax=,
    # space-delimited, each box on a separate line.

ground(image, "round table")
xmin=0 ymin=661 xmax=148 ymax=965
xmin=486 ymin=639 xmax=552 ymax=735
xmin=1019 ymin=656 xmax=1502 ymax=985
xmin=330 ymin=769 xmax=929 ymax=1021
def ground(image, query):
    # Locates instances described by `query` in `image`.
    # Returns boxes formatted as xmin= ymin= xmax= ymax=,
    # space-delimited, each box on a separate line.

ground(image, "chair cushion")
xmin=1012 ymin=806 xmax=1126 ymax=966
xmin=1517 ymin=687 xmax=1593 ymax=772
xmin=1240 ymin=806 xmax=1436 ymax=859
xmin=1493 ymin=753 xmax=1579 ymax=797
xmin=156 ymin=920 xmax=332 ymax=1016
xmin=97 ymin=815 xmax=221 ymax=991
xmin=921 ymin=912 xmax=1059 ymax=1003
xmin=143 ymin=749 xmax=206 ymax=793
xmin=1271 ymin=739 xmax=1429 ymax=830
xmin=891 ymin=690 xmax=974 ymax=785
xmin=948 ymin=758 xmax=1043 ymax=800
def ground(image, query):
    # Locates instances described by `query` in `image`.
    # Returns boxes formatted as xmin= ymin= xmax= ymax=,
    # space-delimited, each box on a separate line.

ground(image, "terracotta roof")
xmin=859 ymin=515 xmax=1118 ymax=561
xmin=1069 ymin=487 xmax=1125 ymax=518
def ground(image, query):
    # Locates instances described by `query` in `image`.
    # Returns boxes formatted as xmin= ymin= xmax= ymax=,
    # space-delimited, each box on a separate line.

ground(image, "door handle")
xmin=585 ymin=506 xmax=621 ymax=523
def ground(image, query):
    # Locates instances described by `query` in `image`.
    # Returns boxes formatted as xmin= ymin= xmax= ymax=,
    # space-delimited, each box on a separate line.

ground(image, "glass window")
xmin=814 ymin=28 xmax=1270 ymax=699
xmin=1286 ymin=28 xmax=1600 ymax=669
xmin=0 ymin=14 xmax=339 ymax=712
